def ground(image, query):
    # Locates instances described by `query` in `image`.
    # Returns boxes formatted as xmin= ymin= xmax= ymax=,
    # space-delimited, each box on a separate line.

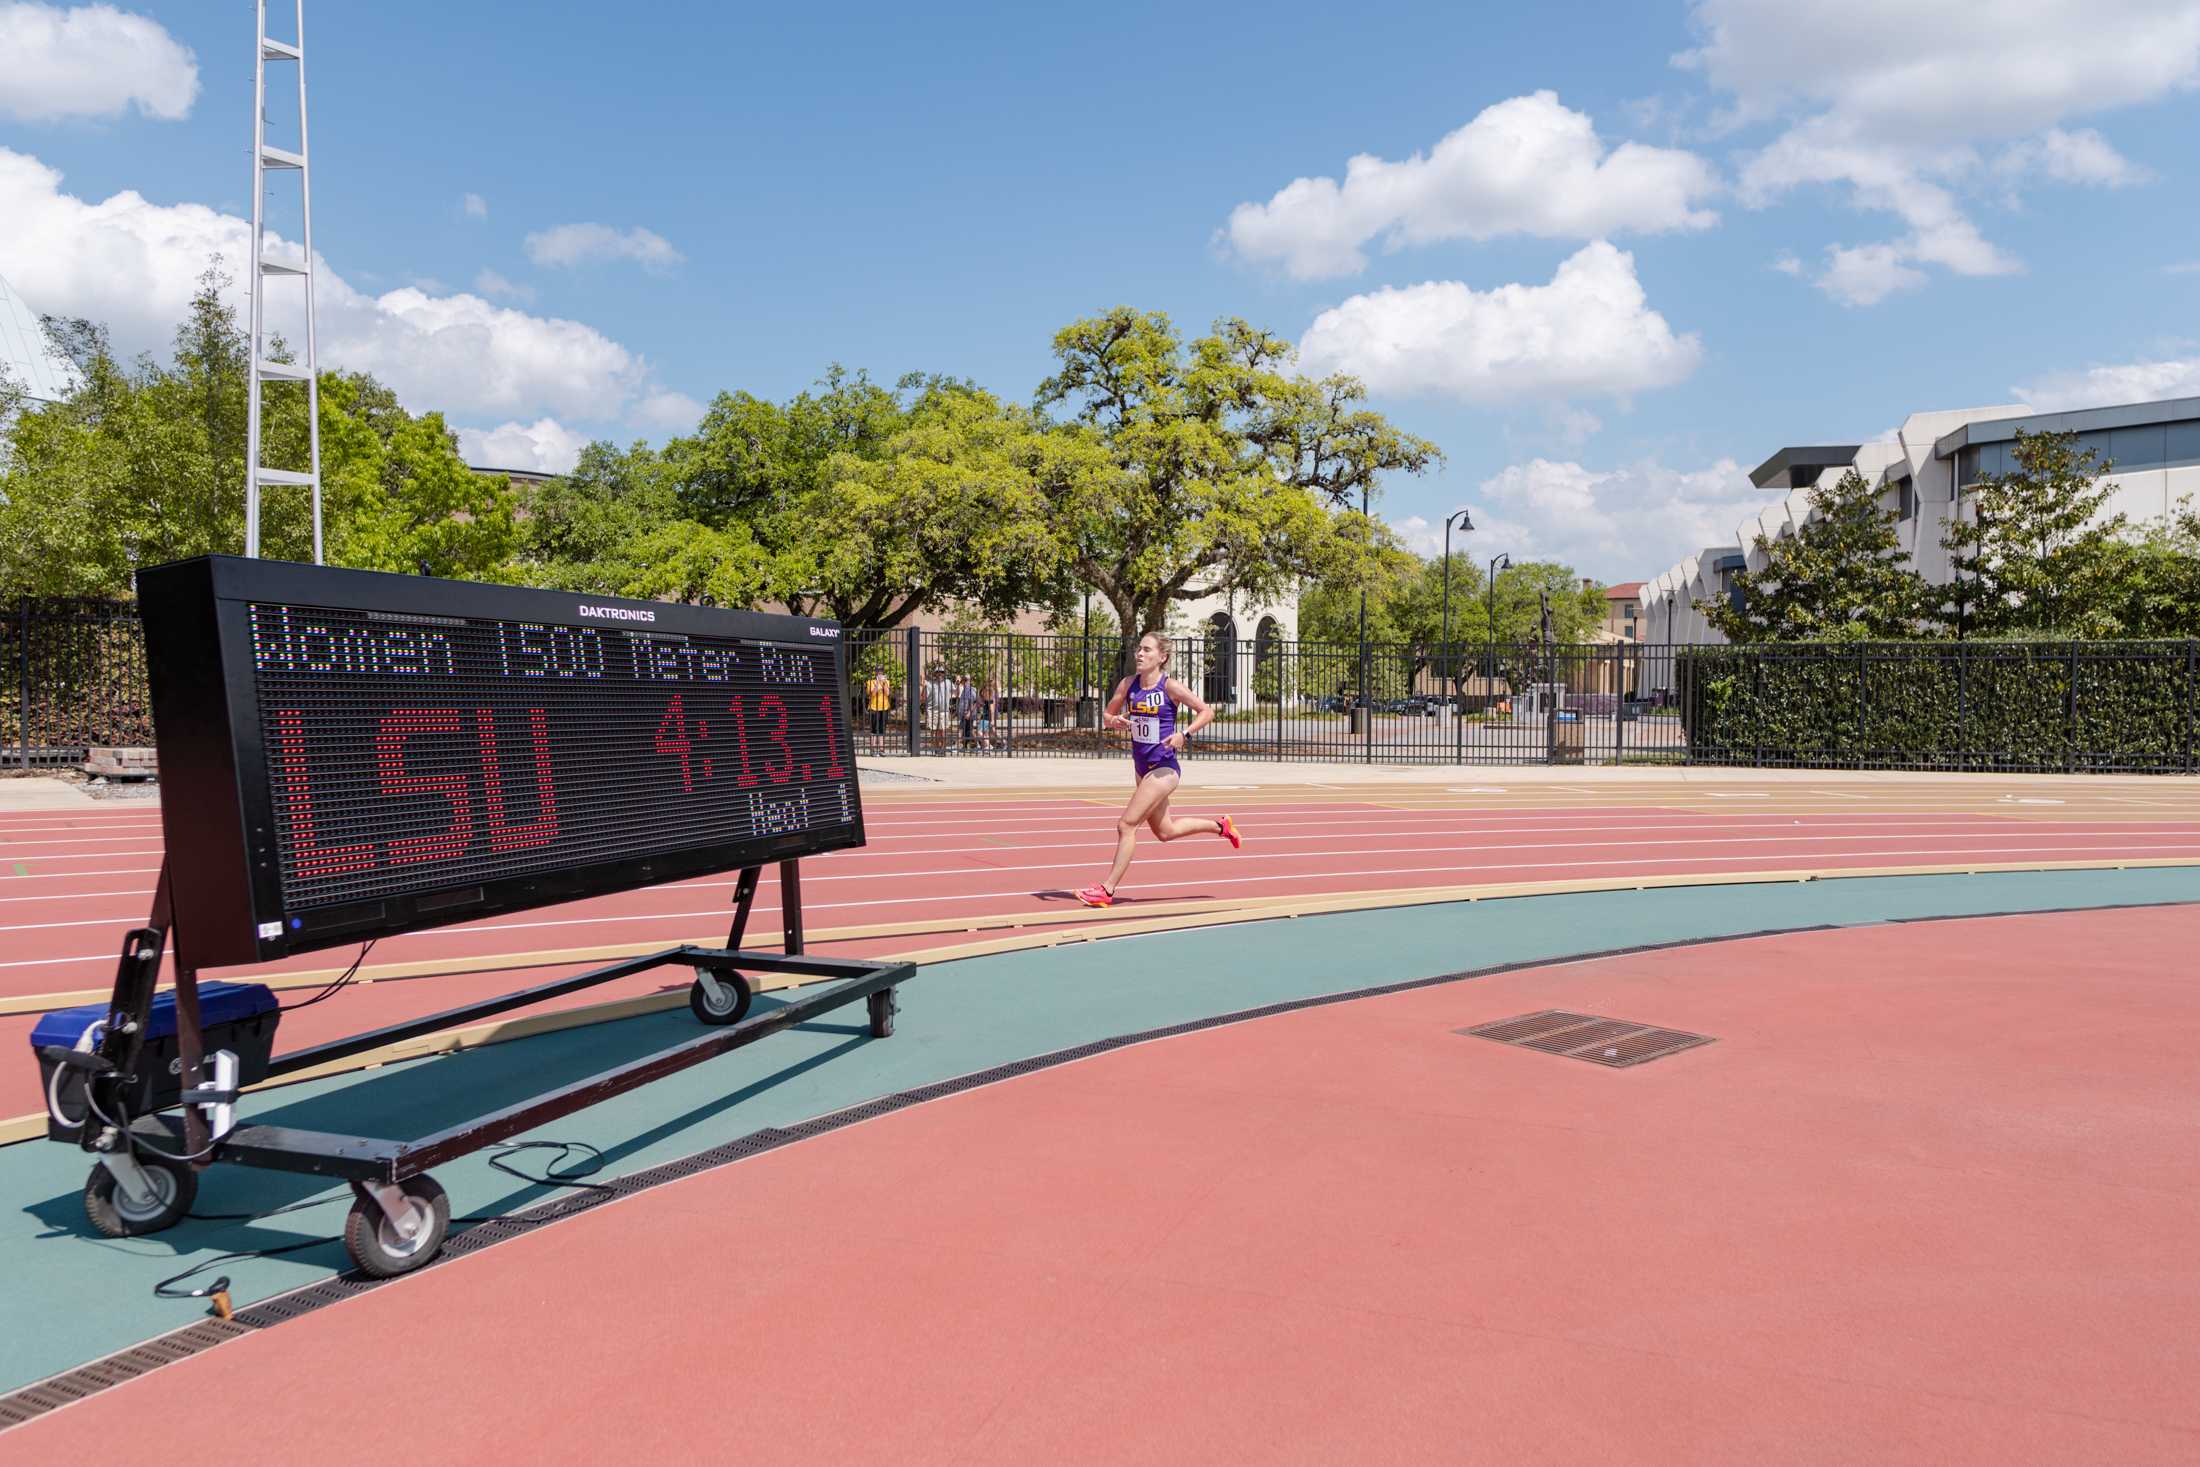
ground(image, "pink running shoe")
xmin=1076 ymin=885 xmax=1115 ymax=908
xmin=1217 ymin=814 xmax=1242 ymax=850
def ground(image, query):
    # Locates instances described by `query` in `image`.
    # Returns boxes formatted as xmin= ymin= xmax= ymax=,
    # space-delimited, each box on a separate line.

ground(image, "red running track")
xmin=6 ymin=794 xmax=2200 ymax=1114
xmin=18 ymin=904 xmax=2199 ymax=1464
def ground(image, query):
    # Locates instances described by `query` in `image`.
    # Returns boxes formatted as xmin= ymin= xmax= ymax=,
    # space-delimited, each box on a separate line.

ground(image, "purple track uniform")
xmin=1126 ymin=676 xmax=1180 ymax=779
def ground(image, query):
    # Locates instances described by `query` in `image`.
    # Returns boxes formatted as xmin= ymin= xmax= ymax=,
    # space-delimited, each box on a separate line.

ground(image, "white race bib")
xmin=1129 ymin=714 xmax=1162 ymax=744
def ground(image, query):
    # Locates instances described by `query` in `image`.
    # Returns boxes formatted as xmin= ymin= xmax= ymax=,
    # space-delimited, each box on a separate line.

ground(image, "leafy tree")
xmin=1299 ymin=553 xmax=1602 ymax=695
xmin=0 ymin=269 xmax=305 ymax=591
xmin=789 ymin=381 xmax=1063 ymax=625
xmin=512 ymin=439 xmax=764 ymax=604
xmin=1034 ymin=308 xmax=1438 ymax=667
xmin=2094 ymin=497 xmax=2200 ymax=638
xmin=1694 ymin=468 xmax=1933 ymax=642
xmin=668 ymin=366 xmax=903 ymax=528
xmin=319 ymin=373 xmax=518 ymax=580
xmin=1940 ymin=430 xmax=2129 ymax=637
xmin=0 ymin=263 xmax=513 ymax=594
xmin=1027 ymin=600 xmax=1119 ymax=699
xmin=658 ymin=370 xmax=1054 ymax=625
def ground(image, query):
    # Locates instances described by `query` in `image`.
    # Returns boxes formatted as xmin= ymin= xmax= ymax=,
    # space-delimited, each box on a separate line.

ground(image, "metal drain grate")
xmin=52 ymin=903 xmax=2135 ymax=1433
xmin=0 ymin=1319 xmax=250 ymax=1428
xmin=1459 ymin=1010 xmax=1714 ymax=1068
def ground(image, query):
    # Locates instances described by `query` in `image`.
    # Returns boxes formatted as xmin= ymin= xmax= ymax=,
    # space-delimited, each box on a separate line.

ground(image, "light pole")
xmin=1484 ymin=551 xmax=1511 ymax=687
xmin=1356 ymin=482 xmax=1372 ymax=731
xmin=1438 ymin=509 xmax=1474 ymax=707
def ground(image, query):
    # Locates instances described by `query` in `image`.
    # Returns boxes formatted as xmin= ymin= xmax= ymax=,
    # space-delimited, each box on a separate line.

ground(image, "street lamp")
xmin=1484 ymin=552 xmax=1511 ymax=643
xmin=1484 ymin=552 xmax=1511 ymax=707
xmin=1356 ymin=482 xmax=1372 ymax=723
xmin=1438 ymin=509 xmax=1474 ymax=705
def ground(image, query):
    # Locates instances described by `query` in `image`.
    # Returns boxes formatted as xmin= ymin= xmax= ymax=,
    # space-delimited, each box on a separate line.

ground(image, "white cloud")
xmin=1685 ymin=0 xmax=2200 ymax=301
xmin=472 ymin=268 xmax=535 ymax=303
xmin=1678 ymin=0 xmax=2200 ymax=143
xmin=1993 ymin=128 xmax=2150 ymax=188
xmin=1221 ymin=92 xmax=1720 ymax=280
xmin=524 ymin=222 xmax=684 ymax=272
xmin=1816 ymin=242 xmax=1929 ymax=307
xmin=461 ymin=192 xmax=489 ymax=220
xmin=1740 ymin=121 xmax=2022 ymax=299
xmin=0 ymin=2 xmax=198 ymax=123
xmin=1551 ymin=406 xmax=1603 ymax=447
xmin=631 ymin=389 xmax=704 ymax=433
xmin=2165 ymin=261 xmax=2200 ymax=275
xmin=2011 ymin=358 xmax=2200 ymax=411
xmin=1296 ymin=241 xmax=1702 ymax=404
xmin=457 ymin=418 xmax=592 ymax=475
xmin=1387 ymin=514 xmax=1443 ymax=557
xmin=1472 ymin=456 xmax=1763 ymax=580
xmin=0 ymin=146 xmax=667 ymax=424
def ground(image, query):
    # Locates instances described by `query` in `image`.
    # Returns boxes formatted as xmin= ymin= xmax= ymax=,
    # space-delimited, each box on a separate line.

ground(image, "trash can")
xmin=1551 ymin=709 xmax=1585 ymax=765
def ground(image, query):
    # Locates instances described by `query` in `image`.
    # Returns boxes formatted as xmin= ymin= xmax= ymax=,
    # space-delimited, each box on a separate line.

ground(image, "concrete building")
xmin=1601 ymin=581 xmax=1645 ymax=643
xmin=905 ymin=587 xmax=1298 ymax=709
xmin=1639 ymin=394 xmax=2200 ymax=683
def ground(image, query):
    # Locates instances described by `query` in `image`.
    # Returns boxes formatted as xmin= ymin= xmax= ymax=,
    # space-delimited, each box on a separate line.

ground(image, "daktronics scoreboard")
xmin=137 ymin=556 xmax=864 ymax=968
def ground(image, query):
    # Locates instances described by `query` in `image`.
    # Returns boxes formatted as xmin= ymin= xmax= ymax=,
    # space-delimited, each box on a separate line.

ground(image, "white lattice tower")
xmin=245 ymin=0 xmax=322 ymax=561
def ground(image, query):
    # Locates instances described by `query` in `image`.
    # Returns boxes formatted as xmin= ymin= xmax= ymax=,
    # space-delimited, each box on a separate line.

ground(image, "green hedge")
xmin=1677 ymin=641 xmax=2200 ymax=772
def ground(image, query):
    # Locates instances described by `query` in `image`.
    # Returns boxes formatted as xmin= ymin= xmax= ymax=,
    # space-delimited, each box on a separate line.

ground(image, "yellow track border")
xmin=4 ymin=855 xmax=2195 ymax=1146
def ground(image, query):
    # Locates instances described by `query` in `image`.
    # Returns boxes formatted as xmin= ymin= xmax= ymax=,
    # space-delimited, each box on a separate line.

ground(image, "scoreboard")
xmin=136 ymin=557 xmax=865 ymax=969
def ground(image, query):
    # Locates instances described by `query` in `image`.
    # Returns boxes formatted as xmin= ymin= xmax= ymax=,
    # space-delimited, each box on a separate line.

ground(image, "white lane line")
xmin=6 ymin=816 xmax=2198 ymax=903
xmin=6 ymin=833 xmax=2199 ymax=939
xmin=6 ymin=837 xmax=2197 ymax=974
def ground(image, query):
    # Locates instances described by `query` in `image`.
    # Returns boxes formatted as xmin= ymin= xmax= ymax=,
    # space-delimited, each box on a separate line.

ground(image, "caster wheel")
xmin=344 ymin=1175 xmax=449 ymax=1278
xmin=84 ymin=1155 xmax=197 ymax=1237
xmin=689 ymin=968 xmax=753 ymax=1026
xmin=867 ymin=988 xmax=897 ymax=1039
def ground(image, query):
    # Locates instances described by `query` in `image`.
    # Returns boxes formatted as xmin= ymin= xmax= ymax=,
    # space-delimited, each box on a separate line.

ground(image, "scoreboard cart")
xmin=35 ymin=556 xmax=911 ymax=1278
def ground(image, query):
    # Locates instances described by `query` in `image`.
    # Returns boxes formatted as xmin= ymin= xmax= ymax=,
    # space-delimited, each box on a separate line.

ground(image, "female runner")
xmin=1077 ymin=632 xmax=1242 ymax=907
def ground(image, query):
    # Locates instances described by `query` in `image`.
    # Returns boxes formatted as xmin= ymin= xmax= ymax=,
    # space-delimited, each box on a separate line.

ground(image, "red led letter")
xmin=653 ymin=695 xmax=694 ymax=792
xmin=272 ymin=710 xmax=377 ymax=878
xmin=378 ymin=710 xmax=474 ymax=865
xmin=757 ymin=693 xmax=795 ymax=783
xmin=726 ymin=695 xmax=758 ymax=787
xmin=479 ymin=708 xmax=559 ymax=852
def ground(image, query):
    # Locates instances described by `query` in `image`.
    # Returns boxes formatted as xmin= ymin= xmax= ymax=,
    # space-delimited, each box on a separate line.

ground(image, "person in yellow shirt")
xmin=866 ymin=669 xmax=893 ymax=737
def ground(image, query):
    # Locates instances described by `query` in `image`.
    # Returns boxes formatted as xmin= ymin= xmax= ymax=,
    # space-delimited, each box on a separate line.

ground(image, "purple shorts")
xmin=1133 ymin=746 xmax=1181 ymax=780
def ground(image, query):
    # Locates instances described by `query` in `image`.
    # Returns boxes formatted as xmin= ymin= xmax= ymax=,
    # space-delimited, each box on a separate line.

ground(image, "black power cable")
xmin=277 ymin=939 xmax=376 ymax=1012
xmin=153 ymin=1140 xmax=615 ymax=1306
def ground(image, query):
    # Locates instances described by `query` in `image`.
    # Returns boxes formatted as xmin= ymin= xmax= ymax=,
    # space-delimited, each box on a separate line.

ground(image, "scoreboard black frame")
xmin=137 ymin=555 xmax=866 ymax=970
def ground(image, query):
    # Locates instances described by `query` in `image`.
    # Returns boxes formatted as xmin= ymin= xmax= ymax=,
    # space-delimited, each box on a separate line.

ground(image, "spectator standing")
xmin=954 ymin=674 xmax=978 ymax=751
xmin=866 ymin=669 xmax=893 ymax=737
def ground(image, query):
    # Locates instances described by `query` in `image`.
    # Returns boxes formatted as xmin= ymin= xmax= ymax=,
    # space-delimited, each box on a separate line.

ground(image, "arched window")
xmin=1204 ymin=612 xmax=1238 ymax=705
xmin=1253 ymin=617 xmax=1279 ymax=703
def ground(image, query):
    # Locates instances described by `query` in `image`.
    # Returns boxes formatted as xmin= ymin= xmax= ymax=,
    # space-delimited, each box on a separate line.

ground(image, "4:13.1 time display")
xmin=651 ymin=691 xmax=846 ymax=792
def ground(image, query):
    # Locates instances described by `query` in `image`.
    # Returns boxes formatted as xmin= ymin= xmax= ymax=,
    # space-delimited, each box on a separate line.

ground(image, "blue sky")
xmin=4 ymin=0 xmax=2200 ymax=581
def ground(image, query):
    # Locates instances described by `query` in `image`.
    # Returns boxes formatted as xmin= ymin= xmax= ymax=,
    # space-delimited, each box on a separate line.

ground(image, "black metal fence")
xmin=845 ymin=627 xmax=1687 ymax=766
xmin=3 ymin=600 xmax=154 ymax=768
xmin=10 ymin=604 xmax=2192 ymax=772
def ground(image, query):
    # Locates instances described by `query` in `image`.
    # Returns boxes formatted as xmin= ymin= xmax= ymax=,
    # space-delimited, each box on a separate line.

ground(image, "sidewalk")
xmin=850 ymin=755 xmax=2200 ymax=791
xmin=0 ymin=776 xmax=106 ymax=811
xmin=6 ymin=761 xmax=2198 ymax=811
